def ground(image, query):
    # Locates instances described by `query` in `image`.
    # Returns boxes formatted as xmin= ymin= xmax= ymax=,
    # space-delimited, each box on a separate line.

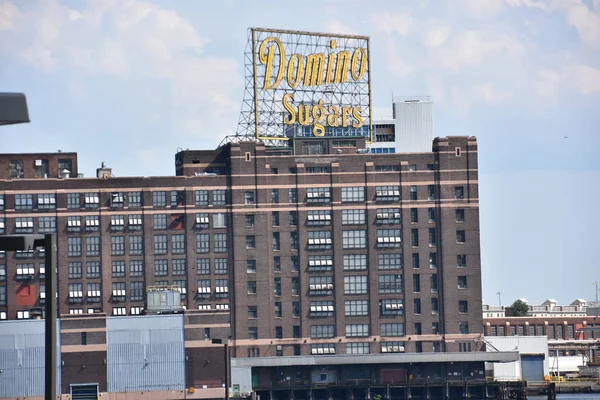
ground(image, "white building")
xmin=371 ymin=97 xmax=434 ymax=154
xmin=485 ymin=336 xmax=549 ymax=382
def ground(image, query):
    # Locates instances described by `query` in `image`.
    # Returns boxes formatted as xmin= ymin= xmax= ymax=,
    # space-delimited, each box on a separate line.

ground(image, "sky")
xmin=1 ymin=0 xmax=599 ymax=306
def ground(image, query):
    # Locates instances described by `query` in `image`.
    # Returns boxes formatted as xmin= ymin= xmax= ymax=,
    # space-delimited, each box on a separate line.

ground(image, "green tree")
xmin=511 ymin=299 xmax=529 ymax=316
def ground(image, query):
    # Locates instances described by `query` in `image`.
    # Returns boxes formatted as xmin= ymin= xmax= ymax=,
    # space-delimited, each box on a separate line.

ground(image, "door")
xmin=70 ymin=384 xmax=99 ymax=400
xmin=521 ymin=355 xmax=545 ymax=382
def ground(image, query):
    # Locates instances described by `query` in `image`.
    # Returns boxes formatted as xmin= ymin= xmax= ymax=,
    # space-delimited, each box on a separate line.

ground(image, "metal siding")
xmin=521 ymin=355 xmax=545 ymax=382
xmin=484 ymin=336 xmax=549 ymax=376
xmin=0 ymin=319 xmax=62 ymax=398
xmin=394 ymin=101 xmax=434 ymax=153
xmin=231 ymin=366 xmax=253 ymax=394
xmin=106 ymin=315 xmax=185 ymax=392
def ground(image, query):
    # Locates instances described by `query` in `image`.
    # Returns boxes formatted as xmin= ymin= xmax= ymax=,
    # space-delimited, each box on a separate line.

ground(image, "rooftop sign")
xmin=236 ymin=28 xmax=372 ymax=142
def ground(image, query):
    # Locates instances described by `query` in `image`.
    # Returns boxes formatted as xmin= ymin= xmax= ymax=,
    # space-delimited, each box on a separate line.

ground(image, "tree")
xmin=511 ymin=299 xmax=529 ymax=316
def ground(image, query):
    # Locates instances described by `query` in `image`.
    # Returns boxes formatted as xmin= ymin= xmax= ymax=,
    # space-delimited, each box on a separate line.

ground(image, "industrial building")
xmin=0 ymin=135 xmax=522 ymax=399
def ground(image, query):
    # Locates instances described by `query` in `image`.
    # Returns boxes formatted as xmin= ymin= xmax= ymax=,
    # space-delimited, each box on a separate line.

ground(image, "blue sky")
xmin=1 ymin=0 xmax=599 ymax=306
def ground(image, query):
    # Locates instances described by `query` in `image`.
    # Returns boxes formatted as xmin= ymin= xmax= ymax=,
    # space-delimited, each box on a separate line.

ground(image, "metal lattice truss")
xmin=236 ymin=28 xmax=372 ymax=143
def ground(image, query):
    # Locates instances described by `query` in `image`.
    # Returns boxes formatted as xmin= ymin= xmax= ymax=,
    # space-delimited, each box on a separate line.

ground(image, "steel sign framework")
xmin=236 ymin=28 xmax=373 ymax=143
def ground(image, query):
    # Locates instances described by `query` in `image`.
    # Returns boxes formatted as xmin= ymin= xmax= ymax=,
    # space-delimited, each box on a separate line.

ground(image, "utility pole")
xmin=496 ymin=291 xmax=502 ymax=306
xmin=594 ymin=282 xmax=600 ymax=303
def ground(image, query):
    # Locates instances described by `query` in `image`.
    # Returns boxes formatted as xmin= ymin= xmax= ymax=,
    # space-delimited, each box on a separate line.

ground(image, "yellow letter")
xmin=325 ymin=40 xmax=337 ymax=84
xmin=341 ymin=106 xmax=352 ymax=127
xmin=352 ymin=107 xmax=363 ymax=128
xmin=334 ymin=50 xmax=351 ymax=83
xmin=282 ymin=93 xmax=296 ymax=124
xmin=287 ymin=54 xmax=304 ymax=88
xmin=327 ymin=105 xmax=339 ymax=126
xmin=258 ymin=37 xmax=285 ymax=90
xmin=304 ymin=53 xmax=325 ymax=86
xmin=350 ymin=48 xmax=367 ymax=81
xmin=298 ymin=105 xmax=312 ymax=126
xmin=313 ymin=124 xmax=326 ymax=137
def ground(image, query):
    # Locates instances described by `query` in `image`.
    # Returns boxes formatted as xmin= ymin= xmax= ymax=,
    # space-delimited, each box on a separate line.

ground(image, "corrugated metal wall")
xmin=393 ymin=101 xmax=434 ymax=153
xmin=106 ymin=314 xmax=185 ymax=392
xmin=0 ymin=319 xmax=62 ymax=398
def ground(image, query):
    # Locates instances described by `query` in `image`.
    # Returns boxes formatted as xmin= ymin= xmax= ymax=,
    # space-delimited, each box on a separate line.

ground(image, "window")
xmin=84 ymin=192 xmax=99 ymax=209
xmin=246 ymin=235 xmax=256 ymax=249
xmin=170 ymin=190 xmax=184 ymax=206
xmin=458 ymin=276 xmax=467 ymax=289
xmin=0 ymin=264 xmax=5 ymax=281
xmin=213 ymin=213 xmax=227 ymax=228
xmin=380 ymin=299 xmax=404 ymax=316
xmin=307 ymin=210 xmax=332 ymax=225
xmin=153 ymin=214 xmax=167 ymax=230
xmin=68 ymin=283 xmax=84 ymax=303
xmin=130 ymin=260 xmax=144 ymax=277
xmin=15 ymin=194 xmax=33 ymax=210
xmin=68 ymin=237 xmax=82 ymax=257
xmin=342 ymin=230 xmax=366 ymax=249
xmin=85 ymin=216 xmax=100 ymax=232
xmin=34 ymin=159 xmax=49 ymax=178
xmin=288 ymin=188 xmax=297 ymax=203
xmin=86 ymin=262 xmax=100 ymax=279
xmin=310 ymin=325 xmax=335 ymax=339
xmin=289 ymin=211 xmax=298 ymax=226
xmin=112 ymin=261 xmax=126 ymax=278
xmin=428 ymin=185 xmax=436 ymax=200
xmin=345 ymin=300 xmax=368 ymax=316
xmin=302 ymin=141 xmax=327 ymax=155
xmin=67 ymin=193 xmax=80 ymax=209
xmin=291 ymin=256 xmax=299 ymax=272
xmin=306 ymin=166 xmax=330 ymax=174
xmin=197 ymin=279 xmax=211 ymax=298
xmin=246 ymin=260 xmax=256 ymax=273
xmin=68 ymin=262 xmax=83 ymax=279
xmin=376 ymin=165 xmax=400 ymax=172
xmin=171 ymin=234 xmax=185 ymax=254
xmin=307 ymin=231 xmax=332 ymax=250
xmin=310 ymin=301 xmax=334 ymax=317
xmin=154 ymin=260 xmax=168 ymax=276
xmin=37 ymin=194 xmax=56 ymax=210
xmin=429 ymin=253 xmax=437 ymax=268
xmin=375 ymin=186 xmax=400 ymax=202
xmin=428 ymin=228 xmax=437 ymax=247
xmin=377 ymin=208 xmax=401 ymax=225
xmin=15 ymin=217 xmax=34 ymax=233
xmin=377 ymin=229 xmax=402 ymax=248
xmin=130 ymin=282 xmax=144 ymax=301
xmin=274 ymin=277 xmax=281 ymax=296
xmin=128 ymin=191 xmax=142 ymax=207
xmin=129 ymin=235 xmax=143 ymax=255
xmin=110 ymin=215 xmax=125 ymax=231
xmin=110 ymin=192 xmax=124 ymax=208
xmin=459 ymin=322 xmax=469 ymax=334
xmin=247 ymin=281 xmax=257 ymax=294
xmin=342 ymin=209 xmax=365 ymax=225
xmin=244 ymin=191 xmax=255 ymax=205
xmin=197 ymin=258 xmax=210 ymax=275
xmin=413 ymin=274 xmax=421 ymax=292
xmin=459 ymin=301 xmax=468 ymax=313
xmin=128 ymin=214 xmax=143 ymax=231
xmin=109 ymin=236 xmax=124 ymax=256
xmin=456 ymin=230 xmax=466 ymax=243
xmin=292 ymin=277 xmax=300 ymax=295
xmin=153 ymin=235 xmax=167 ymax=254
xmin=292 ymin=302 xmax=300 ymax=318
xmin=379 ymin=274 xmax=403 ymax=294
xmin=306 ymin=187 xmax=331 ymax=204
xmin=67 ymin=216 xmax=81 ymax=233
xmin=195 ymin=190 xmax=209 ymax=206
xmin=380 ymin=323 xmax=404 ymax=337
xmin=173 ymin=259 xmax=186 ymax=276
xmin=341 ymin=187 xmax=365 ymax=202
xmin=271 ymin=189 xmax=280 ymax=204
xmin=428 ymin=208 xmax=436 ymax=222
xmin=455 ymin=186 xmax=465 ymax=199
xmin=245 ymin=214 xmax=255 ymax=228
xmin=112 ymin=282 xmax=126 ymax=301
xmin=213 ymin=190 xmax=227 ymax=206
xmin=36 ymin=216 xmax=56 ymax=233
xmin=346 ymin=324 xmax=369 ymax=337
xmin=197 ymin=234 xmax=210 ymax=253
xmin=272 ymin=232 xmax=280 ymax=250
xmin=290 ymin=232 xmax=298 ymax=250
xmin=431 ymin=298 xmax=439 ymax=313
xmin=248 ymin=327 xmax=258 ymax=340
xmin=344 ymin=275 xmax=367 ymax=295
xmin=248 ymin=306 xmax=257 ymax=319
xmin=411 ymin=229 xmax=419 ymax=246
xmin=153 ymin=191 xmax=167 ymax=207
xmin=275 ymin=302 xmax=282 ymax=318
xmin=410 ymin=208 xmax=418 ymax=223
xmin=456 ymin=209 xmax=465 ymax=222
xmin=412 ymin=253 xmax=420 ymax=269
xmin=0 ymin=286 xmax=8 ymax=305
xmin=270 ymin=167 xmax=278 ymax=174
xmin=378 ymin=254 xmax=402 ymax=270
xmin=215 ymin=258 xmax=228 ymax=274
xmin=215 ymin=279 xmax=229 ymax=298
xmin=308 ymin=276 xmax=333 ymax=296
xmin=410 ymin=186 xmax=417 ymax=201
xmin=457 ymin=255 xmax=467 ymax=267
xmin=343 ymin=254 xmax=367 ymax=271
xmin=214 ymin=233 xmax=227 ymax=252
xmin=273 ymin=256 xmax=281 ymax=272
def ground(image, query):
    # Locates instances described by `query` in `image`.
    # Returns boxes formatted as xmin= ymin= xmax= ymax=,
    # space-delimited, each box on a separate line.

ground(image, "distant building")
xmin=371 ymin=97 xmax=434 ymax=154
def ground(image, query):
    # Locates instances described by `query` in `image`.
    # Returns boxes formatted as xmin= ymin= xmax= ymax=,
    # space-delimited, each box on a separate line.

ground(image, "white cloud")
xmin=472 ymin=83 xmax=514 ymax=105
xmin=425 ymin=24 xmax=451 ymax=48
xmin=566 ymin=64 xmax=600 ymax=94
xmin=557 ymin=0 xmax=600 ymax=49
xmin=535 ymin=69 xmax=562 ymax=97
xmin=326 ymin=20 xmax=357 ymax=35
xmin=460 ymin=0 xmax=506 ymax=16
xmin=371 ymin=12 xmax=414 ymax=36
xmin=0 ymin=0 xmax=241 ymax=139
xmin=506 ymin=0 xmax=549 ymax=10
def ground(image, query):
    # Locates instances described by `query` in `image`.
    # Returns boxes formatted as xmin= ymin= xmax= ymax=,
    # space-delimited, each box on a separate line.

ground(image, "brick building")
xmin=0 ymin=136 xmax=517 ymax=398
